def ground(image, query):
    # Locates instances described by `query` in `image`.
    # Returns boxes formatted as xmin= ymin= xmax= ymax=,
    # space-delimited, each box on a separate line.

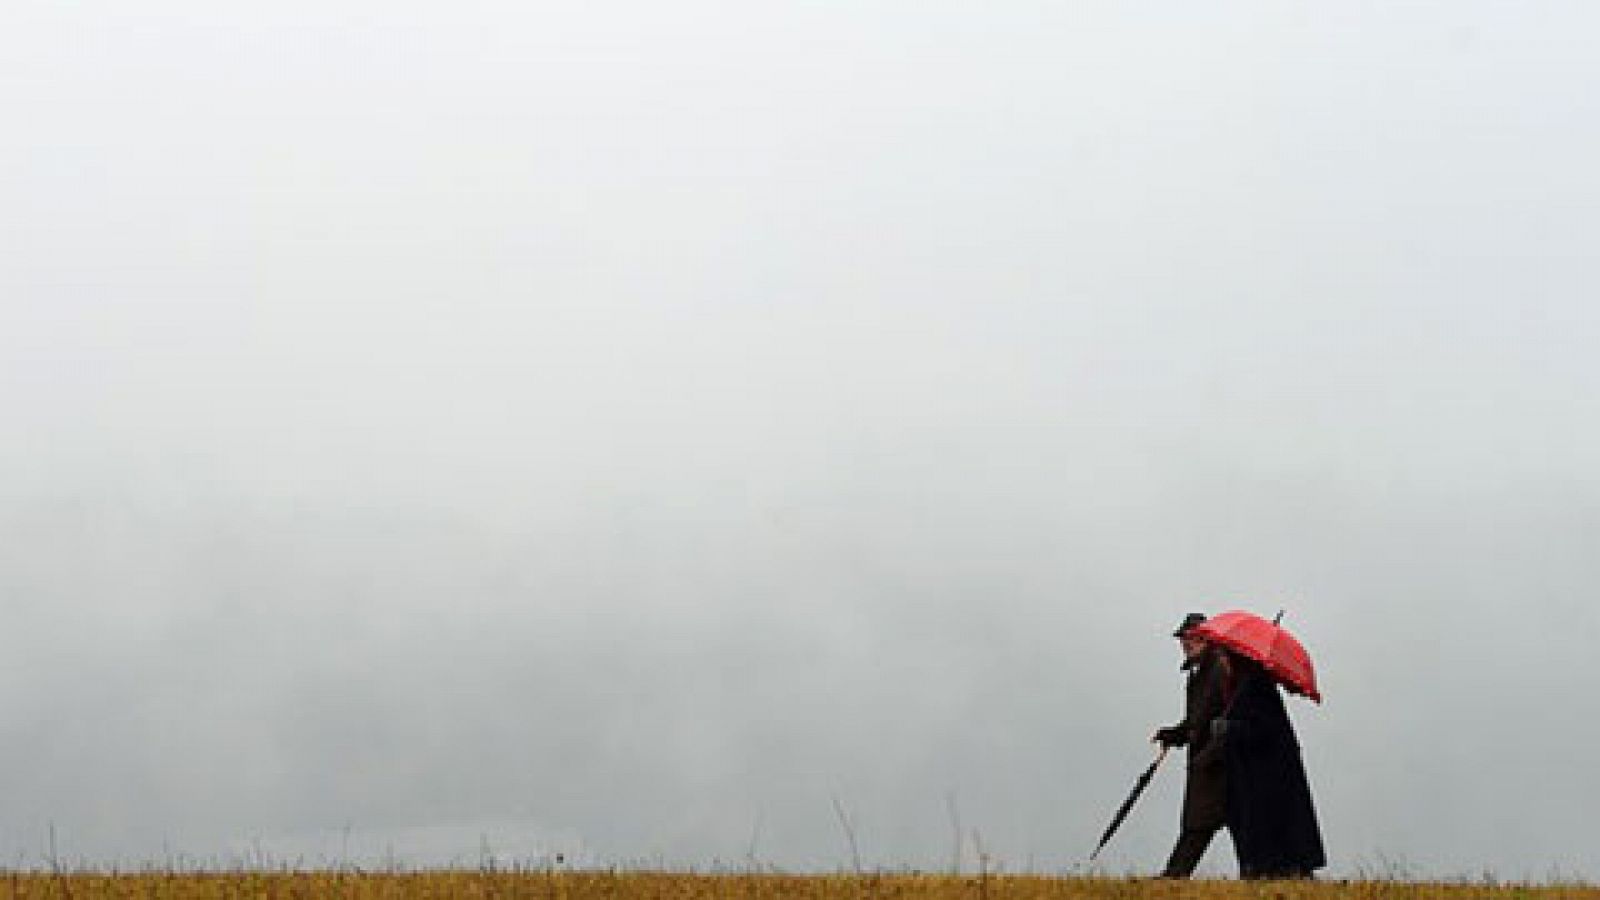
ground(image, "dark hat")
xmin=1173 ymin=612 xmax=1207 ymax=637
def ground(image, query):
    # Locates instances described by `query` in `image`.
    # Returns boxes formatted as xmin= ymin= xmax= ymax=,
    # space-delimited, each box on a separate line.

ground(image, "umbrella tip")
xmin=1272 ymin=609 xmax=1285 ymax=625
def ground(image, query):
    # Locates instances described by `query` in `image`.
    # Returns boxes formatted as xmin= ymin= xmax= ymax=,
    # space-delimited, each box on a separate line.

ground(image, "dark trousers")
xmin=1161 ymin=825 xmax=1220 ymax=878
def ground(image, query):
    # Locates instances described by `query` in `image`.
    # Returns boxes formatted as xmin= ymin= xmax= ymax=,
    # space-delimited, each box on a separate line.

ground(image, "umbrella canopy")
xmin=1192 ymin=610 xmax=1321 ymax=703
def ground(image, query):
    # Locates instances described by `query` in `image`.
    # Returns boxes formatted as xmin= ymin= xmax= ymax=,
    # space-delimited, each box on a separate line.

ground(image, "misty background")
xmin=3 ymin=0 xmax=1598 ymax=880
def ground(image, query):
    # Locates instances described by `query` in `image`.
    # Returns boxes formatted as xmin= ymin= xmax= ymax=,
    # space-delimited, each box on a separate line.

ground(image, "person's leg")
xmin=1160 ymin=826 xmax=1216 ymax=878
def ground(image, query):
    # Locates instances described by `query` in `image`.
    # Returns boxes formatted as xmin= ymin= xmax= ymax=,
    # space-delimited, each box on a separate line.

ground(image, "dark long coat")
xmin=1163 ymin=649 xmax=1228 ymax=829
xmin=1220 ymin=662 xmax=1327 ymax=878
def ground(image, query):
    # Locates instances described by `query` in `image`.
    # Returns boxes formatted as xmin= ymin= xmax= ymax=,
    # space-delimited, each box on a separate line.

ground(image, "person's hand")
xmin=1152 ymin=726 xmax=1184 ymax=746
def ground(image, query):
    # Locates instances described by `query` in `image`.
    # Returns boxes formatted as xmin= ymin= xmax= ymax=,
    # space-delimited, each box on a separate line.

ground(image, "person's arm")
xmin=1209 ymin=676 xmax=1272 ymax=752
xmin=1184 ymin=656 xmax=1229 ymax=763
xmin=1153 ymin=677 xmax=1201 ymax=747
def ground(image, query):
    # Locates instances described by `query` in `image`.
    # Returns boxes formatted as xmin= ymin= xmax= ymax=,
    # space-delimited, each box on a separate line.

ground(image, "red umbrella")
xmin=1192 ymin=610 xmax=1321 ymax=703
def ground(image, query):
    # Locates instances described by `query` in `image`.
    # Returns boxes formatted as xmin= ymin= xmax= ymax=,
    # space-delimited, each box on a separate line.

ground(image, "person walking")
xmin=1151 ymin=613 xmax=1228 ymax=878
xmin=1210 ymin=648 xmax=1326 ymax=878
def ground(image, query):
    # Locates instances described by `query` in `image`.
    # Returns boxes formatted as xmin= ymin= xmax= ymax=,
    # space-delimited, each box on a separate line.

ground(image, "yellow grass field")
xmin=0 ymin=873 xmax=1593 ymax=900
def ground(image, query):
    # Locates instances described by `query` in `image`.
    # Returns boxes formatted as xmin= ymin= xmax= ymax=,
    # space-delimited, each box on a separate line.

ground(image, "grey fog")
xmin=3 ymin=0 xmax=1598 ymax=881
